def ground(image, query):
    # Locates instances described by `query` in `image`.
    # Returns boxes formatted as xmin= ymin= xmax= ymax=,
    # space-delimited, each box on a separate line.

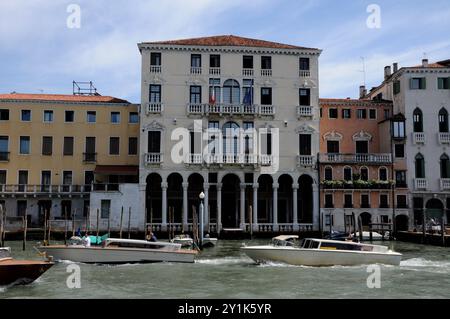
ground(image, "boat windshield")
xmin=319 ymin=241 xmax=374 ymax=251
xmin=272 ymin=238 xmax=297 ymax=247
xmin=300 ymin=239 xmax=320 ymax=249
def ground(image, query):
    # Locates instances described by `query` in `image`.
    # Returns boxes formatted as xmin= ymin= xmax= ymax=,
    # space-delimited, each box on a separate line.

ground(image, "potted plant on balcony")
xmin=343 ymin=180 xmax=354 ymax=189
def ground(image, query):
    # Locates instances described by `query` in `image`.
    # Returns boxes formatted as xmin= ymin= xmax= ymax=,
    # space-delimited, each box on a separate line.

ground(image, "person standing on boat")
xmin=83 ymin=232 xmax=91 ymax=247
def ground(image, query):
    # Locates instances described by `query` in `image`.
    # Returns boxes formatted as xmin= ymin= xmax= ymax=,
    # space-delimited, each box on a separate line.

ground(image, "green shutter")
xmin=448 ymin=77 xmax=450 ymax=90
xmin=421 ymin=78 xmax=426 ymax=90
xmin=438 ymin=78 xmax=443 ymax=90
xmin=409 ymin=78 xmax=414 ymax=90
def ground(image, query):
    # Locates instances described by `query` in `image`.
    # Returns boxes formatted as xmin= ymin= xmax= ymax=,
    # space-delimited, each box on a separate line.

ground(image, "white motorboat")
xmin=241 ymin=235 xmax=402 ymax=266
xmin=354 ymin=231 xmax=390 ymax=241
xmin=171 ymin=234 xmax=194 ymax=247
xmin=37 ymin=238 xmax=197 ymax=264
xmin=202 ymin=237 xmax=218 ymax=247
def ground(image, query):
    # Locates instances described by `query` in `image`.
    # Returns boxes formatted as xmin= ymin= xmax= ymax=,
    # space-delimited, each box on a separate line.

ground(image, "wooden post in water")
xmin=249 ymin=205 xmax=253 ymax=239
xmin=352 ymin=212 xmax=357 ymax=240
xmin=422 ymin=210 xmax=426 ymax=244
xmin=64 ymin=207 xmax=68 ymax=245
xmin=127 ymin=207 xmax=131 ymax=239
xmin=0 ymin=204 xmax=4 ymax=248
xmin=358 ymin=215 xmax=363 ymax=242
xmin=96 ymin=208 xmax=100 ymax=242
xmin=168 ymin=207 xmax=172 ymax=241
xmin=144 ymin=207 xmax=148 ymax=240
xmin=441 ymin=216 xmax=446 ymax=247
xmin=328 ymin=213 xmax=332 ymax=236
xmin=107 ymin=208 xmax=111 ymax=237
xmin=192 ymin=205 xmax=198 ymax=247
xmin=72 ymin=209 xmax=76 ymax=237
xmin=344 ymin=214 xmax=347 ymax=236
xmin=22 ymin=214 xmax=28 ymax=251
xmin=171 ymin=207 xmax=175 ymax=241
xmin=369 ymin=222 xmax=373 ymax=242
xmin=43 ymin=208 xmax=48 ymax=245
xmin=119 ymin=206 xmax=124 ymax=239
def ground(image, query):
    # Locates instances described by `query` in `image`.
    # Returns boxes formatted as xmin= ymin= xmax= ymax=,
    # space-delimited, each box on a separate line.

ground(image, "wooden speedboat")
xmin=37 ymin=238 xmax=197 ymax=264
xmin=0 ymin=247 xmax=54 ymax=286
xmin=171 ymin=234 xmax=194 ymax=247
xmin=241 ymin=236 xmax=402 ymax=266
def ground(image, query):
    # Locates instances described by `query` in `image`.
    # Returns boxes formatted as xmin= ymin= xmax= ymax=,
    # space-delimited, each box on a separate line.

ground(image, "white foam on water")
xmin=257 ymin=261 xmax=312 ymax=268
xmin=196 ymin=257 xmax=250 ymax=265
xmin=400 ymin=258 xmax=450 ymax=268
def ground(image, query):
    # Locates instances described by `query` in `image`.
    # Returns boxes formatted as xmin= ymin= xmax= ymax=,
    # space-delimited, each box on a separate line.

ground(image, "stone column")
xmin=293 ymin=183 xmax=299 ymax=231
xmin=273 ymin=183 xmax=279 ymax=231
xmin=252 ymin=183 xmax=258 ymax=232
xmin=182 ymin=182 xmax=189 ymax=231
xmin=217 ymin=183 xmax=222 ymax=233
xmin=313 ymin=183 xmax=319 ymax=231
xmin=203 ymin=182 xmax=209 ymax=232
xmin=161 ymin=182 xmax=168 ymax=232
xmin=240 ymin=183 xmax=246 ymax=229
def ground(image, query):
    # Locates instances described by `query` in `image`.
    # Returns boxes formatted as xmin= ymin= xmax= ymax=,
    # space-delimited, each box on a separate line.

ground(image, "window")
xmin=327 ymin=141 xmax=339 ymax=153
xmin=17 ymin=200 xmax=27 ymax=217
xmin=191 ymin=54 xmax=201 ymax=68
xmin=208 ymin=121 xmax=219 ymax=154
xmin=299 ymin=134 xmax=311 ymax=155
xmin=150 ymin=52 xmax=161 ymax=66
xmin=149 ymin=85 xmax=161 ymax=103
xmin=395 ymin=171 xmax=407 ymax=187
xmin=63 ymin=171 xmax=72 ymax=186
xmin=42 ymin=136 xmax=53 ymax=155
xmin=243 ymin=122 xmax=254 ymax=155
xmin=384 ymin=109 xmax=390 ymax=119
xmin=18 ymin=171 xmax=28 ymax=191
xmin=357 ymin=109 xmax=367 ymax=119
xmin=327 ymin=108 xmax=338 ymax=119
xmin=438 ymin=77 xmax=450 ymax=90
xmin=148 ymin=131 xmax=161 ymax=153
xmin=128 ymin=137 xmax=138 ymax=155
xmin=360 ymin=167 xmax=369 ymax=181
xmin=380 ymin=194 xmax=389 ymax=208
xmin=299 ymin=57 xmax=310 ymax=71
xmin=325 ymin=214 xmax=334 ymax=226
xmin=379 ymin=167 xmax=388 ymax=181
xmin=0 ymin=136 xmax=8 ymax=160
xmin=0 ymin=109 xmax=9 ymax=121
xmin=344 ymin=167 xmax=352 ymax=181
xmin=129 ymin=112 xmax=139 ymax=124
xmin=397 ymin=195 xmax=408 ymax=208
xmin=209 ymin=78 xmax=221 ymax=104
xmin=395 ymin=144 xmax=405 ymax=158
xmin=410 ymin=77 xmax=426 ymax=90
xmin=299 ymin=89 xmax=310 ymax=106
xmin=109 ymin=137 xmax=120 ymax=155
xmin=440 ymin=154 xmax=450 ymax=178
xmin=392 ymin=120 xmax=405 ymax=138
xmin=84 ymin=171 xmax=94 ymax=186
xmin=393 ymin=80 xmax=401 ymax=94
xmin=324 ymin=167 xmax=333 ymax=181
xmin=360 ymin=194 xmax=370 ymax=208
xmin=325 ymin=194 xmax=334 ymax=208
xmin=0 ymin=170 xmax=5 ymax=185
xmin=223 ymin=79 xmax=240 ymax=104
xmin=65 ymin=110 xmax=74 ymax=122
xmin=210 ymin=55 xmax=220 ymax=68
xmin=342 ymin=109 xmax=351 ymax=119
xmin=344 ymin=194 xmax=353 ymax=208
xmin=63 ymin=137 xmax=74 ymax=156
xmin=356 ymin=141 xmax=368 ymax=154
xmin=261 ymin=87 xmax=272 ymax=105
xmin=242 ymin=79 xmax=254 ymax=105
xmin=439 ymin=108 xmax=449 ymax=133
xmin=415 ymin=153 xmax=425 ymax=178
xmin=261 ymin=56 xmax=271 ymax=69
xmin=21 ymin=110 xmax=31 ymax=121
xmin=111 ymin=112 xmax=120 ymax=124
xmin=19 ymin=136 xmax=30 ymax=155
xmin=190 ymin=86 xmax=202 ymax=104
xmin=320 ymin=108 xmax=322 ymax=118
xmin=85 ymin=137 xmax=96 ymax=159
xmin=413 ymin=108 xmax=423 ymax=132
xmin=101 ymin=200 xmax=111 ymax=219
xmin=87 ymin=111 xmax=96 ymax=123
xmin=41 ymin=171 xmax=51 ymax=192
xmin=369 ymin=109 xmax=377 ymax=119
xmin=43 ymin=110 xmax=53 ymax=122
xmin=243 ymin=55 xmax=253 ymax=69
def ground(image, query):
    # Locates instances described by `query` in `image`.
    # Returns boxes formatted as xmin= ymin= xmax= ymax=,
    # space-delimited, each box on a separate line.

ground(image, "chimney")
xmin=359 ymin=85 xmax=367 ymax=99
xmin=422 ymin=58 xmax=429 ymax=67
xmin=384 ymin=66 xmax=391 ymax=80
xmin=393 ymin=63 xmax=398 ymax=73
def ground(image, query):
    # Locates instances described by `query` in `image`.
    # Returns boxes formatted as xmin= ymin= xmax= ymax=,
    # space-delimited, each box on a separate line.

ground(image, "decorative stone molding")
xmin=352 ymin=130 xmax=372 ymax=141
xmin=142 ymin=120 xmax=165 ymax=131
xmin=296 ymin=124 xmax=316 ymax=134
xmin=323 ymin=130 xmax=343 ymax=141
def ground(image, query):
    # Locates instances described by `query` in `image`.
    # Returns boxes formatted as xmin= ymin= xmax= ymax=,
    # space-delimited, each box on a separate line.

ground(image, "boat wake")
xmin=257 ymin=261 xmax=313 ymax=268
xmin=400 ymin=258 xmax=450 ymax=269
xmin=196 ymin=257 xmax=250 ymax=265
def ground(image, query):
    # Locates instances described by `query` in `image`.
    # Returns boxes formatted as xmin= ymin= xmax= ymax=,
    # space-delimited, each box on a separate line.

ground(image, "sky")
xmin=0 ymin=0 xmax=449 ymax=103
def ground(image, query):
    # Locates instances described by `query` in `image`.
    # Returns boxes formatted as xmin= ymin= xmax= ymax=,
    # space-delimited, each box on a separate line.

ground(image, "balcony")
xmin=146 ymin=102 xmax=164 ymax=114
xmin=144 ymin=153 xmax=162 ymax=165
xmin=204 ymin=154 xmax=258 ymax=166
xmin=242 ymin=69 xmax=254 ymax=76
xmin=321 ymin=179 xmax=394 ymax=190
xmin=186 ymin=103 xmax=274 ymax=117
xmin=186 ymin=153 xmax=203 ymax=165
xmin=319 ymin=153 xmax=392 ymax=164
xmin=299 ymin=70 xmax=311 ymax=77
xmin=414 ymin=178 xmax=428 ymax=190
xmin=261 ymin=69 xmax=272 ymax=77
xmin=150 ymin=65 xmax=161 ymax=73
xmin=297 ymin=106 xmax=313 ymax=118
xmin=260 ymin=155 xmax=273 ymax=166
xmin=0 ymin=184 xmax=91 ymax=195
xmin=83 ymin=152 xmax=97 ymax=163
xmin=438 ymin=132 xmax=450 ymax=144
xmin=440 ymin=178 xmax=450 ymax=190
xmin=259 ymin=105 xmax=275 ymax=116
xmin=413 ymin=132 xmax=425 ymax=144
xmin=209 ymin=67 xmax=221 ymax=75
xmin=190 ymin=67 xmax=202 ymax=75
xmin=297 ymin=155 xmax=314 ymax=167
xmin=0 ymin=152 xmax=10 ymax=162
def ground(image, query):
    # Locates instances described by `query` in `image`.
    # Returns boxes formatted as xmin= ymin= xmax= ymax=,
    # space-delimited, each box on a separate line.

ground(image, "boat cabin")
xmin=272 ymin=235 xmax=299 ymax=247
xmin=299 ymin=238 xmax=389 ymax=253
xmin=104 ymin=238 xmax=182 ymax=251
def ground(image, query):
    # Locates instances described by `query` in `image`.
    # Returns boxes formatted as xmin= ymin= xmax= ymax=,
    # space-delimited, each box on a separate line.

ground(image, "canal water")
xmin=1 ymin=240 xmax=449 ymax=298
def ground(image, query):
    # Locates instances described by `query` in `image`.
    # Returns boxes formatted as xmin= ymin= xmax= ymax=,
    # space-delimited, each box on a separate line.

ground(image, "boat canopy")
xmin=273 ymin=235 xmax=299 ymax=241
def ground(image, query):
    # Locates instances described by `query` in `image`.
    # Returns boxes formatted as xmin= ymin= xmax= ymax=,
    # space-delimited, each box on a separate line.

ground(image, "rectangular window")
xmin=0 ymin=170 xmax=5 ymax=185
xmin=109 ymin=137 xmax=120 ymax=155
xmin=65 ymin=110 xmax=74 ymax=122
xmin=63 ymin=137 xmax=74 ymax=156
xmin=327 ymin=141 xmax=339 ymax=153
xmin=210 ymin=55 xmax=220 ymax=68
xmin=191 ymin=54 xmax=201 ymax=68
xmin=392 ymin=121 xmax=405 ymax=138
xmin=63 ymin=171 xmax=72 ymax=186
xmin=299 ymin=134 xmax=311 ymax=156
xmin=87 ymin=111 xmax=96 ymax=123
xmin=150 ymin=52 xmax=161 ymax=66
xmin=111 ymin=112 xmax=120 ymax=124
xmin=0 ymin=136 xmax=8 ymax=160
xmin=85 ymin=137 xmax=96 ymax=162
xmin=261 ymin=56 xmax=271 ymax=69
xmin=19 ymin=136 xmax=30 ymax=155
xmin=325 ymin=214 xmax=334 ymax=226
xmin=101 ymin=200 xmax=111 ymax=219
xmin=129 ymin=112 xmax=139 ymax=124
xmin=42 ymin=136 xmax=53 ymax=155
xmin=438 ymin=77 xmax=450 ymax=90
xmin=0 ymin=109 xmax=9 ymax=121
xmin=190 ymin=86 xmax=202 ymax=104
xmin=344 ymin=194 xmax=353 ymax=208
xmin=299 ymin=89 xmax=310 ymax=106
xmin=329 ymin=108 xmax=338 ymax=119
xmin=43 ymin=110 xmax=53 ymax=122
xmin=356 ymin=141 xmax=368 ymax=154
xmin=85 ymin=171 xmax=94 ymax=186
xmin=21 ymin=110 xmax=31 ymax=121
xmin=299 ymin=57 xmax=310 ymax=70
xmin=128 ymin=137 xmax=138 ymax=155
xmin=148 ymin=131 xmax=161 ymax=153
xmin=397 ymin=195 xmax=407 ymax=208
xmin=325 ymin=194 xmax=334 ymax=208
xmin=361 ymin=194 xmax=370 ymax=208
xmin=380 ymin=194 xmax=389 ymax=208
xmin=242 ymin=79 xmax=254 ymax=105
xmin=357 ymin=109 xmax=367 ymax=119
xmin=369 ymin=109 xmax=377 ymax=119
xmin=410 ymin=77 xmax=426 ymax=90
xmin=384 ymin=109 xmax=390 ymax=119
xmin=394 ymin=144 xmax=405 ymax=158
xmin=41 ymin=171 xmax=51 ymax=192
xmin=18 ymin=171 xmax=28 ymax=191
xmin=209 ymin=78 xmax=221 ymax=104
xmin=342 ymin=109 xmax=351 ymax=119
xmin=243 ymin=55 xmax=253 ymax=69
xmin=261 ymin=88 xmax=272 ymax=105
xmin=149 ymin=85 xmax=161 ymax=103
xmin=395 ymin=171 xmax=407 ymax=188
xmin=17 ymin=200 xmax=27 ymax=217
xmin=393 ymin=81 xmax=401 ymax=94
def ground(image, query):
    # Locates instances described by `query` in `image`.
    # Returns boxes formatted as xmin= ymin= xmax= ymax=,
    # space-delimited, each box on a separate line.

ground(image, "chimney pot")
xmin=393 ymin=63 xmax=398 ymax=73
xmin=384 ymin=66 xmax=392 ymax=80
xmin=422 ymin=59 xmax=429 ymax=67
xmin=359 ymin=85 xmax=367 ymax=99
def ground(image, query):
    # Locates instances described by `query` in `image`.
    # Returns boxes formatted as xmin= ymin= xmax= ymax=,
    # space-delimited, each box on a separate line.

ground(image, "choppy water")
xmin=1 ymin=240 xmax=449 ymax=298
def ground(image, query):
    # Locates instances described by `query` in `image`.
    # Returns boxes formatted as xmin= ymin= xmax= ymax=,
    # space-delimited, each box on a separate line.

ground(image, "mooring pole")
xmin=128 ymin=207 xmax=131 ymax=239
xmin=422 ymin=210 xmax=426 ymax=244
xmin=119 ymin=206 xmax=124 ymax=239
xmin=96 ymin=208 xmax=100 ymax=242
xmin=441 ymin=215 xmax=446 ymax=247
xmin=64 ymin=207 xmax=68 ymax=245
xmin=22 ymin=214 xmax=27 ymax=251
xmin=0 ymin=204 xmax=4 ymax=248
xmin=43 ymin=208 xmax=48 ymax=245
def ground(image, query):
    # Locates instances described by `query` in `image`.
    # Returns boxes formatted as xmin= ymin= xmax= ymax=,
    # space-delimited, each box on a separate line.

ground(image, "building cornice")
xmin=0 ymin=99 xmax=133 ymax=107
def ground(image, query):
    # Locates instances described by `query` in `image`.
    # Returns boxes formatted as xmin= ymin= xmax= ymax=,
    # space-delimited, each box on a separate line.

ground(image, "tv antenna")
xmin=72 ymin=81 xmax=99 ymax=96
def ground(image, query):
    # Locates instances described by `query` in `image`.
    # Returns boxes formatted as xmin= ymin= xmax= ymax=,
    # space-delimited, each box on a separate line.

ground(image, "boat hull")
xmin=0 ymin=260 xmax=54 ymax=286
xmin=37 ymin=245 xmax=196 ymax=264
xmin=241 ymin=246 xmax=402 ymax=266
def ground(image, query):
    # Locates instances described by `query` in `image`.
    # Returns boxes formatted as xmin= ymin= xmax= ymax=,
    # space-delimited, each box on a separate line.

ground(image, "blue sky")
xmin=1 ymin=0 xmax=449 ymax=103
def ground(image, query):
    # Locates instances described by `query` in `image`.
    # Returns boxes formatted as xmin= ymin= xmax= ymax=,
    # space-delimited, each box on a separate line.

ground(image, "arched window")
xmin=379 ymin=167 xmax=388 ymax=181
xmin=439 ymin=108 xmax=449 ymax=133
xmin=360 ymin=167 xmax=369 ymax=181
xmin=440 ymin=154 xmax=450 ymax=178
xmin=324 ymin=167 xmax=333 ymax=181
xmin=413 ymin=108 xmax=423 ymax=133
xmin=415 ymin=153 xmax=425 ymax=178
xmin=222 ymin=122 xmax=240 ymax=155
xmin=223 ymin=79 xmax=240 ymax=104
xmin=343 ymin=166 xmax=352 ymax=181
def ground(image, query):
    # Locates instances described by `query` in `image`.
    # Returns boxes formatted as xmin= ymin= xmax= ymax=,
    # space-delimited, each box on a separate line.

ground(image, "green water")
xmin=1 ymin=240 xmax=449 ymax=298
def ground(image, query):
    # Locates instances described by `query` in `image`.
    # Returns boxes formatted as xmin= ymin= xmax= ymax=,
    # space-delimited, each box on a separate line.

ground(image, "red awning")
xmin=94 ymin=165 xmax=139 ymax=176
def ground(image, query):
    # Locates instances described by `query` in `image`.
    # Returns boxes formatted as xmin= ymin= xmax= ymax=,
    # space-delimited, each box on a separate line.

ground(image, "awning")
xmin=94 ymin=165 xmax=139 ymax=176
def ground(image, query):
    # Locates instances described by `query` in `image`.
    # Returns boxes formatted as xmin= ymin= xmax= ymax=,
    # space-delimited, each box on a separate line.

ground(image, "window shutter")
xmin=409 ymin=78 xmax=413 ymax=89
xmin=421 ymin=78 xmax=426 ymax=90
